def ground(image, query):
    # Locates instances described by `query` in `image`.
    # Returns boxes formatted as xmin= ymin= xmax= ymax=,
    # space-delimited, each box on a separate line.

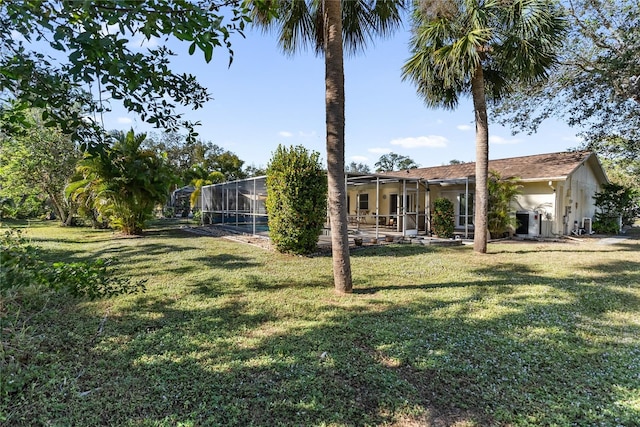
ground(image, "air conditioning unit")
xmin=582 ymin=217 xmax=592 ymax=234
xmin=515 ymin=211 xmax=541 ymax=238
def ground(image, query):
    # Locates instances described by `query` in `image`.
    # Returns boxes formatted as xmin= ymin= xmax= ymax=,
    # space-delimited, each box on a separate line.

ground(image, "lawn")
xmin=2 ymin=220 xmax=639 ymax=426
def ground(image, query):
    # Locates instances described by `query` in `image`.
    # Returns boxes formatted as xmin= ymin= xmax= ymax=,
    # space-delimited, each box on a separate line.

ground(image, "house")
xmin=200 ymin=151 xmax=609 ymax=239
xmin=346 ymin=151 xmax=608 ymax=238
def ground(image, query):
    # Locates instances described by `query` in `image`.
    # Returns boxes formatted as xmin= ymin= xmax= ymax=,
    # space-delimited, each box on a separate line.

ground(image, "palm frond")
xmin=249 ymin=0 xmax=405 ymax=56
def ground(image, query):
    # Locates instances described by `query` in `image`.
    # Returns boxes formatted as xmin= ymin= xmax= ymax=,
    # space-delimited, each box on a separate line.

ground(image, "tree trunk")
xmin=47 ymin=191 xmax=69 ymax=226
xmin=323 ymin=0 xmax=353 ymax=293
xmin=471 ymin=64 xmax=489 ymax=254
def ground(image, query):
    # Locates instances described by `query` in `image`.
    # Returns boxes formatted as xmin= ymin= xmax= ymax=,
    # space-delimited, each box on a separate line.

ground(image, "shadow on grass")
xmin=5 ymin=225 xmax=640 ymax=426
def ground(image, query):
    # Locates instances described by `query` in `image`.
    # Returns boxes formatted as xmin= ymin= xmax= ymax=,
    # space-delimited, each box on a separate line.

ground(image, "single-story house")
xmin=200 ymin=151 xmax=608 ymax=239
xmin=346 ymin=151 xmax=609 ymax=238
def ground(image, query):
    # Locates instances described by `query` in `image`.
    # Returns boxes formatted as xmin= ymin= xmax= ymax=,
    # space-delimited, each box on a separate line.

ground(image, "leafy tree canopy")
xmin=346 ymin=161 xmax=371 ymax=174
xmin=493 ymin=0 xmax=640 ymax=166
xmin=375 ymin=152 xmax=418 ymax=172
xmin=0 ymin=109 xmax=81 ymax=223
xmin=68 ymin=129 xmax=174 ymax=234
xmin=145 ymin=132 xmax=246 ymax=183
xmin=0 ymin=1 xmax=255 ymax=141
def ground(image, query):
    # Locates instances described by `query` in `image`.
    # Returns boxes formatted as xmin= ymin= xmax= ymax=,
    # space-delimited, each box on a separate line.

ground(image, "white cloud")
xmin=390 ymin=135 xmax=448 ymax=148
xmin=350 ymin=155 xmax=369 ymax=162
xmin=457 ymin=124 xmax=472 ymax=131
xmin=117 ymin=117 xmax=133 ymax=124
xmin=368 ymin=147 xmax=392 ymax=154
xmin=490 ymin=135 xmax=521 ymax=145
xmin=278 ymin=131 xmax=294 ymax=137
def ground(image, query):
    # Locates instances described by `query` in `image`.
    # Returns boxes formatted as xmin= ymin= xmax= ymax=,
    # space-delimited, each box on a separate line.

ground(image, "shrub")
xmin=0 ymin=228 xmax=145 ymax=299
xmin=592 ymin=183 xmax=639 ymax=232
xmin=0 ymin=229 xmax=42 ymax=290
xmin=432 ymin=198 xmax=454 ymax=238
xmin=488 ymin=170 xmax=522 ymax=239
xmin=266 ymin=145 xmax=327 ymax=255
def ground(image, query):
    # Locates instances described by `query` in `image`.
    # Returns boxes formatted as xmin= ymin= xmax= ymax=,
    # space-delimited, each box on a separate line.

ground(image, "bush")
xmin=266 ymin=145 xmax=327 ymax=255
xmin=0 ymin=229 xmax=41 ymax=289
xmin=432 ymin=198 xmax=455 ymax=238
xmin=0 ymin=228 xmax=145 ymax=299
xmin=593 ymin=213 xmax=621 ymax=234
xmin=488 ymin=170 xmax=522 ymax=238
xmin=592 ymin=183 xmax=639 ymax=230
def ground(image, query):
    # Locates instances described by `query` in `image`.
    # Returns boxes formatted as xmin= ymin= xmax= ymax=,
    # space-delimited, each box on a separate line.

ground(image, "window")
xmin=459 ymin=193 xmax=474 ymax=226
xmin=358 ymin=193 xmax=369 ymax=210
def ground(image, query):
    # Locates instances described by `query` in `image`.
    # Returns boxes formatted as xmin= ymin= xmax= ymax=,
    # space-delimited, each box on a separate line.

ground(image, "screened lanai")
xmin=200 ymin=173 xmax=430 ymax=239
xmin=200 ymin=176 xmax=268 ymax=235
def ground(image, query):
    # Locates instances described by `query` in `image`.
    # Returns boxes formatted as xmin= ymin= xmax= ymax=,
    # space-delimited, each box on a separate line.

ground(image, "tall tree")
xmin=403 ymin=0 xmax=565 ymax=253
xmin=493 ymin=0 xmax=640 ymax=182
xmin=374 ymin=152 xmax=419 ymax=171
xmin=0 ymin=109 xmax=81 ymax=224
xmin=249 ymin=0 xmax=405 ymax=293
xmin=145 ymin=133 xmax=246 ymax=183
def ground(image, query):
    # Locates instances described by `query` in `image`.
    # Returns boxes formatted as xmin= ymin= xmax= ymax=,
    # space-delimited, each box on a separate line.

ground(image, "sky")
xmin=99 ymin=21 xmax=584 ymax=171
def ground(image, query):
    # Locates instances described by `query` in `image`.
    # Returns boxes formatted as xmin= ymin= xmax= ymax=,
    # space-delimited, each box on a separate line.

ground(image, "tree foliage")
xmin=266 ymin=145 xmax=327 ymax=255
xmin=0 ymin=0 xmax=254 ymax=140
xmin=487 ymin=170 xmax=522 ymax=238
xmin=494 ymin=0 xmax=640 ymax=174
xmin=248 ymin=0 xmax=405 ymax=293
xmin=346 ymin=161 xmax=371 ymax=174
xmin=145 ymin=132 xmax=247 ymax=184
xmin=374 ymin=152 xmax=418 ymax=172
xmin=432 ymin=197 xmax=455 ymax=238
xmin=0 ymin=109 xmax=81 ymax=223
xmin=403 ymin=0 xmax=565 ymax=253
xmin=68 ymin=129 xmax=174 ymax=234
xmin=592 ymin=183 xmax=640 ymax=233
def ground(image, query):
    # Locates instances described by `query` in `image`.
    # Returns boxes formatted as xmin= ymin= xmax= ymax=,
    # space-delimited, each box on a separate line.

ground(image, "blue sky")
xmin=101 ymin=23 xmax=583 ymax=171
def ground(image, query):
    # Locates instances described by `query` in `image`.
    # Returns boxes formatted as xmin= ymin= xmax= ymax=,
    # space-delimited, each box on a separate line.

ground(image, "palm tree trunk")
xmin=471 ymin=64 xmax=489 ymax=254
xmin=324 ymin=0 xmax=352 ymax=293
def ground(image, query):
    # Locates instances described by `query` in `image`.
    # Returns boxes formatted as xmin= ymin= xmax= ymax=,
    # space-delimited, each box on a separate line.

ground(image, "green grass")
xmin=2 ymin=220 xmax=640 ymax=426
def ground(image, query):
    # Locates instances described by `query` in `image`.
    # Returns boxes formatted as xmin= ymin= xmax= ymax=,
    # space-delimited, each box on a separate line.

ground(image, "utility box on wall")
xmin=516 ymin=211 xmax=541 ymax=238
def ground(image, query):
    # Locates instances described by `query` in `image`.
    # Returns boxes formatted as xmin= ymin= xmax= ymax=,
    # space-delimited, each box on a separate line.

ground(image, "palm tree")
xmin=249 ymin=0 xmax=405 ymax=293
xmin=402 ymin=0 xmax=565 ymax=253
xmin=69 ymin=129 xmax=174 ymax=234
xmin=186 ymin=165 xmax=225 ymax=210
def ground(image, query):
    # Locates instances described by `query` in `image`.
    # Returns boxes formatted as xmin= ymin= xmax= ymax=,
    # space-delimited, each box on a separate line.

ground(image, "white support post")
xmin=375 ymin=177 xmax=380 ymax=239
xmin=465 ymin=176 xmax=469 ymax=239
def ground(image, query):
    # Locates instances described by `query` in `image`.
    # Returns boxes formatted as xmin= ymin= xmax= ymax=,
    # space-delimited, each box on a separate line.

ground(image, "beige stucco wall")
xmin=345 ymin=158 xmax=605 ymax=237
xmin=556 ymin=161 xmax=603 ymax=235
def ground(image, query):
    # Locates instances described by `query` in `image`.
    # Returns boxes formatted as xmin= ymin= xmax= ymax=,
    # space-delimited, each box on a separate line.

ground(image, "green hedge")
xmin=266 ymin=145 xmax=327 ymax=255
xmin=432 ymin=197 xmax=454 ymax=238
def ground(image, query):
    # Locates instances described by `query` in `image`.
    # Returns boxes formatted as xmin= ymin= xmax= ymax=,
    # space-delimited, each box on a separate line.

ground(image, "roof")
xmin=387 ymin=151 xmax=606 ymax=183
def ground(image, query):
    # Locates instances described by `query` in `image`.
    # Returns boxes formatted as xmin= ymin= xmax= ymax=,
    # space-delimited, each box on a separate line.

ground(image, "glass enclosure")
xmin=201 ymin=176 xmax=268 ymax=234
